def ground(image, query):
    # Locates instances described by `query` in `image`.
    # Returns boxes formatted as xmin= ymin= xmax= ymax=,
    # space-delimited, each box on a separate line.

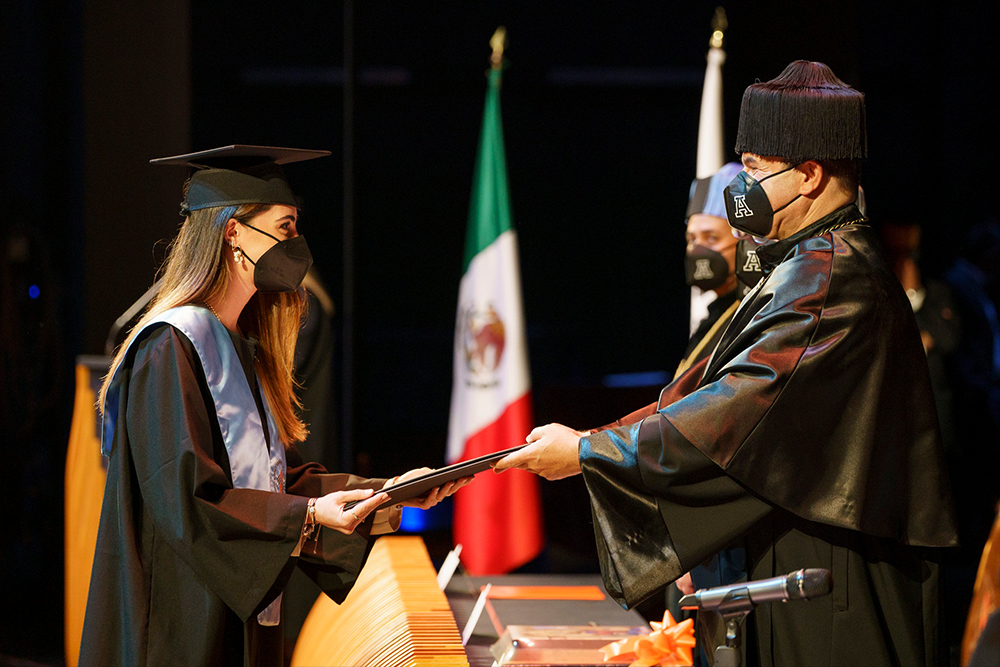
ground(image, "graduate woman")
xmin=80 ymin=146 xmax=468 ymax=666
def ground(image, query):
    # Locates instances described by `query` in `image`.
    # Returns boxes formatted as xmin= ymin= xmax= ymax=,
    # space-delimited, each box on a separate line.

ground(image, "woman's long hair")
xmin=98 ymin=203 xmax=308 ymax=446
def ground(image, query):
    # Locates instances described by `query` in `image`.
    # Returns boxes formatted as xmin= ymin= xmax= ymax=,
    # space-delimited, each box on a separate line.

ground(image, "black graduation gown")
xmin=580 ymin=204 xmax=958 ymax=667
xmin=79 ymin=324 xmax=381 ymax=667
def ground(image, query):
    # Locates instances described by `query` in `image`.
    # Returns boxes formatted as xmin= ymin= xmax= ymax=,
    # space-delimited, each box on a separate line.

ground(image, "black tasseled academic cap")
xmin=150 ymin=145 xmax=331 ymax=213
xmin=734 ymin=61 xmax=867 ymax=162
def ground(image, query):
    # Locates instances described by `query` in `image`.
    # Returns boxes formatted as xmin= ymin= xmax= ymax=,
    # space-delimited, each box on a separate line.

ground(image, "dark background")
xmin=3 ymin=0 xmax=998 ymax=664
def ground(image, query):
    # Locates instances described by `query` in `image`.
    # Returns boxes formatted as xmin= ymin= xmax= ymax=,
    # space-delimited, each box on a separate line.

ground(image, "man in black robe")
xmin=496 ymin=61 xmax=958 ymax=667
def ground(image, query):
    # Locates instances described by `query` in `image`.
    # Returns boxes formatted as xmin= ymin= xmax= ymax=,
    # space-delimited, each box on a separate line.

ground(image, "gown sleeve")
xmin=578 ymin=256 xmax=816 ymax=609
xmin=580 ymin=415 xmax=773 ymax=609
xmin=283 ymin=445 xmax=391 ymax=601
xmin=125 ymin=326 xmax=336 ymax=621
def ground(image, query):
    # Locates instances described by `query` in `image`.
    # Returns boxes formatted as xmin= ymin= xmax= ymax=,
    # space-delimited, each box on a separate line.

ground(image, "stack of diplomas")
xmin=291 ymin=536 xmax=469 ymax=667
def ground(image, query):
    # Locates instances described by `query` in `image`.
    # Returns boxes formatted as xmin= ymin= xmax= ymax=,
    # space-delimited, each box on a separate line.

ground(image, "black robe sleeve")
xmin=284 ymin=446 xmax=387 ymax=602
xmin=581 ymin=418 xmax=772 ymax=608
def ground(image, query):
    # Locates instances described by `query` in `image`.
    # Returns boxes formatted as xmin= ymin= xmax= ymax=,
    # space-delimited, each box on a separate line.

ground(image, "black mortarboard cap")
xmin=150 ymin=145 xmax=331 ymax=212
xmin=735 ymin=61 xmax=867 ymax=162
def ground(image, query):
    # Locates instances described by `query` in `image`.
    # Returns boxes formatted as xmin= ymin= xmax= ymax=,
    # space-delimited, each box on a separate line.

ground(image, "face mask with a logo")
xmin=735 ymin=236 xmax=771 ymax=296
xmin=237 ymin=223 xmax=314 ymax=293
xmin=723 ymin=164 xmax=802 ymax=237
xmin=685 ymin=244 xmax=730 ymax=291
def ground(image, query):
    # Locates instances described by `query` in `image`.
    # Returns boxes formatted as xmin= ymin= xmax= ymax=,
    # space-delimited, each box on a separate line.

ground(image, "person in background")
xmin=294 ymin=267 xmax=339 ymax=470
xmin=881 ymin=216 xmax=970 ymax=660
xmin=677 ymin=162 xmax=747 ymax=376
xmin=81 ymin=145 xmax=469 ymax=667
xmin=879 ymin=217 xmax=960 ymax=452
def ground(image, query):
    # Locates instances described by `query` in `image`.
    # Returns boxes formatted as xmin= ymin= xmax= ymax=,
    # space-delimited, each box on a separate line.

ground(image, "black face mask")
xmin=238 ymin=223 xmax=313 ymax=293
xmin=723 ymin=165 xmax=802 ymax=237
xmin=735 ymin=236 xmax=770 ymax=296
xmin=685 ymin=244 xmax=731 ymax=291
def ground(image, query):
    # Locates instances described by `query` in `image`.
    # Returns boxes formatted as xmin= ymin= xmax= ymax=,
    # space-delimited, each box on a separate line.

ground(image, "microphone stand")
xmin=710 ymin=587 xmax=756 ymax=667
xmin=679 ymin=567 xmax=832 ymax=666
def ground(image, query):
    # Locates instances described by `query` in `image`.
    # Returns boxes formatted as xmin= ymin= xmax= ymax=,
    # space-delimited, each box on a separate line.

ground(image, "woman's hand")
xmin=386 ymin=467 xmax=475 ymax=510
xmin=314 ymin=487 xmax=389 ymax=535
xmin=406 ymin=476 xmax=475 ymax=509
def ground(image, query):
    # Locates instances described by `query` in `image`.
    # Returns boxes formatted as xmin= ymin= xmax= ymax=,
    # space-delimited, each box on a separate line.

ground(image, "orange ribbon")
xmin=598 ymin=611 xmax=696 ymax=666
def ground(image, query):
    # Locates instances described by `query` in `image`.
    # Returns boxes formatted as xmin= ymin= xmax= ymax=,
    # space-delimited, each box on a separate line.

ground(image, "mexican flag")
xmin=446 ymin=65 xmax=544 ymax=575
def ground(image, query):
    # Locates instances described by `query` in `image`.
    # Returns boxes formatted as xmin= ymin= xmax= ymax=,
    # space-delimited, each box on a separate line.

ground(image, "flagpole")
xmin=695 ymin=7 xmax=727 ymax=179
xmin=691 ymin=7 xmax=729 ymax=334
xmin=490 ymin=26 xmax=506 ymax=70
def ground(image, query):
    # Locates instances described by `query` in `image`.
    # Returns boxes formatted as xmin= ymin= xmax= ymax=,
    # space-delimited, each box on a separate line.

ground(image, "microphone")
xmin=678 ymin=568 xmax=832 ymax=612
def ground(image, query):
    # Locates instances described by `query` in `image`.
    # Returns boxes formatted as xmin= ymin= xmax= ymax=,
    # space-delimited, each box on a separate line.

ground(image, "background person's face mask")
xmin=685 ymin=244 xmax=730 ymax=291
xmin=724 ymin=165 xmax=802 ymax=237
xmin=237 ymin=223 xmax=313 ymax=293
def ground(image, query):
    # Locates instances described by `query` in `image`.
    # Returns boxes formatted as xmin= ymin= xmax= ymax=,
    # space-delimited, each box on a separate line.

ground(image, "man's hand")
xmin=675 ymin=572 xmax=695 ymax=596
xmin=492 ymin=423 xmax=585 ymax=480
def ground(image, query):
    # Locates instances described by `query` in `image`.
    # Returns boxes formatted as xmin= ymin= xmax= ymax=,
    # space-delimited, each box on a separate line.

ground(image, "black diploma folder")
xmin=345 ymin=443 xmax=528 ymax=510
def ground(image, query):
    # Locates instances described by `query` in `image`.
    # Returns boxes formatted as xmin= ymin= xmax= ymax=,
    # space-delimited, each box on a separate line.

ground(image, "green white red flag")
xmin=446 ymin=66 xmax=544 ymax=575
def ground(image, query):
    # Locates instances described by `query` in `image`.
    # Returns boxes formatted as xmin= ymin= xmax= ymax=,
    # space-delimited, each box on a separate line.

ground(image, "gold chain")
xmin=204 ymin=302 xmax=223 ymax=321
xmin=827 ymin=216 xmax=868 ymax=233
xmin=204 ymin=301 xmax=240 ymax=335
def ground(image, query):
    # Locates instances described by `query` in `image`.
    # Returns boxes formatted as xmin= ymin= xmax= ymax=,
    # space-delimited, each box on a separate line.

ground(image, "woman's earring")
xmin=232 ymin=244 xmax=244 ymax=266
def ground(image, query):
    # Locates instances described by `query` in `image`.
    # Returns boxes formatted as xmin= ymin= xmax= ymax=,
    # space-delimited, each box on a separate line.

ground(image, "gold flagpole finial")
xmin=709 ymin=7 xmax=727 ymax=49
xmin=490 ymin=26 xmax=506 ymax=70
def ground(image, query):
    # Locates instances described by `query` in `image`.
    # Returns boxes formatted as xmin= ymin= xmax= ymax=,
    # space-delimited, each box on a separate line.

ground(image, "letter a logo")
xmin=733 ymin=195 xmax=753 ymax=219
xmin=743 ymin=250 xmax=761 ymax=272
xmin=693 ymin=259 xmax=714 ymax=281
